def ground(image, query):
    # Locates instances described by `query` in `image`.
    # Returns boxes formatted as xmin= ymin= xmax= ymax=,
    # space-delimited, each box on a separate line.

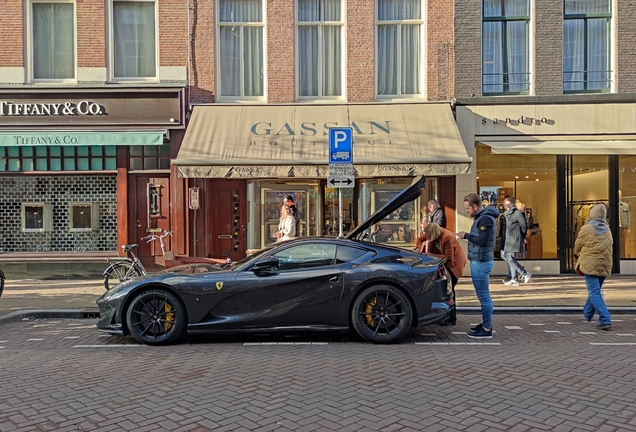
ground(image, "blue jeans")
xmin=470 ymin=260 xmax=494 ymax=329
xmin=500 ymin=251 xmax=527 ymax=280
xmin=583 ymin=274 xmax=611 ymax=325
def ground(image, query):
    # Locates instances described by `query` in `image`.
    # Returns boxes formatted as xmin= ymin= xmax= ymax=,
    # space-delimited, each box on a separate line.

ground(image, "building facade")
xmin=177 ymin=0 xmax=470 ymax=260
xmin=0 ymin=0 xmax=188 ymax=272
xmin=454 ymin=0 xmax=636 ymax=274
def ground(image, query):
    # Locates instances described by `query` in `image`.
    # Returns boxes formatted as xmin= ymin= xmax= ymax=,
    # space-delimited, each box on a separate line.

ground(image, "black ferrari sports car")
xmin=96 ymin=176 xmax=453 ymax=345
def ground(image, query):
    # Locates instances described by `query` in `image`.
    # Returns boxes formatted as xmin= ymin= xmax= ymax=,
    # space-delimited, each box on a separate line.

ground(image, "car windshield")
xmin=229 ymin=246 xmax=275 ymax=272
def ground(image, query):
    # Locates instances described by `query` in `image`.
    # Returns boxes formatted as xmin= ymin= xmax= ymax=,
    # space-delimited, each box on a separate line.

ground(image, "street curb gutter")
xmin=1 ymin=307 xmax=635 ymax=327
xmin=458 ymin=306 xmax=636 ymax=315
xmin=0 ymin=309 xmax=100 ymax=326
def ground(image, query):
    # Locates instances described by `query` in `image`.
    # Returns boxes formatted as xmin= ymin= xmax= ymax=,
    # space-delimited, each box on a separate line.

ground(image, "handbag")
xmin=575 ymin=263 xmax=584 ymax=276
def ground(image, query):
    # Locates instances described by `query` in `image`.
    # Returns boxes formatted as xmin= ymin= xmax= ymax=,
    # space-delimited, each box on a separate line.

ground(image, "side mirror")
xmin=251 ymin=256 xmax=279 ymax=272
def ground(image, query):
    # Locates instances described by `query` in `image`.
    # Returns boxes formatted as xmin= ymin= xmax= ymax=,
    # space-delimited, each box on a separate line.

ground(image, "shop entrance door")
xmin=561 ymin=155 xmax=608 ymax=272
xmin=132 ymin=175 xmax=170 ymax=260
xmin=208 ymin=181 xmax=245 ymax=262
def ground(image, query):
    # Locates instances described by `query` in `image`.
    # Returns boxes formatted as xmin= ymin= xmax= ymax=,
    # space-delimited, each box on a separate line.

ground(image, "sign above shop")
xmin=0 ymin=88 xmax=183 ymax=128
xmin=0 ymin=131 xmax=165 ymax=146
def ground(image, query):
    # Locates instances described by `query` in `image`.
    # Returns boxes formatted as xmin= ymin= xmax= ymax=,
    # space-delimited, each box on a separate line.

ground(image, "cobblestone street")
xmin=1 ymin=315 xmax=635 ymax=431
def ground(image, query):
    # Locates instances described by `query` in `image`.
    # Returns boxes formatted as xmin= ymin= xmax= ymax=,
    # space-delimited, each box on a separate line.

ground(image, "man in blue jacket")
xmin=457 ymin=193 xmax=499 ymax=338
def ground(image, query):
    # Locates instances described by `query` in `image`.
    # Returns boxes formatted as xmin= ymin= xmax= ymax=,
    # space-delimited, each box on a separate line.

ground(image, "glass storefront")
xmin=619 ymin=156 xmax=636 ymax=259
xmin=246 ymin=177 xmax=439 ymax=250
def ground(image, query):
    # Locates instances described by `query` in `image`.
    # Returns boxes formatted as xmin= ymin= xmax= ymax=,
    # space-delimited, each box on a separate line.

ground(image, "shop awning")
xmin=481 ymin=137 xmax=636 ymax=155
xmin=174 ymin=103 xmax=472 ymax=178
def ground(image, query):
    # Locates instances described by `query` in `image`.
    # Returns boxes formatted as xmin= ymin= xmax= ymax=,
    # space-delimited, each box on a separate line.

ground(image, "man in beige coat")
xmin=573 ymin=204 xmax=613 ymax=330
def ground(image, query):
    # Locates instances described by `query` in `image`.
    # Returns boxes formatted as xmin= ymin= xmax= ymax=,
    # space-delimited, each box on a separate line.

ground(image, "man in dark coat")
xmin=427 ymin=200 xmax=446 ymax=228
xmin=284 ymin=195 xmax=300 ymax=237
xmin=500 ymin=196 xmax=531 ymax=286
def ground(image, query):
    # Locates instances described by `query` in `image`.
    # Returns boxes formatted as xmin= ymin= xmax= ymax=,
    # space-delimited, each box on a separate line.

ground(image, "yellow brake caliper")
xmin=364 ymin=297 xmax=377 ymax=328
xmin=164 ymin=303 xmax=174 ymax=331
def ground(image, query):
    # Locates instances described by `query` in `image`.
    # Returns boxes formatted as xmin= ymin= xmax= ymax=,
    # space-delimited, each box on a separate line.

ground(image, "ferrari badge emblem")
xmin=216 ymin=282 xmax=223 ymax=290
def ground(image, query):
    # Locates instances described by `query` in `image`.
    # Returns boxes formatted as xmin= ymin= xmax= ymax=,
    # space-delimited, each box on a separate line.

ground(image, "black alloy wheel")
xmin=351 ymin=285 xmax=413 ymax=343
xmin=104 ymin=262 xmax=141 ymax=290
xmin=126 ymin=289 xmax=187 ymax=345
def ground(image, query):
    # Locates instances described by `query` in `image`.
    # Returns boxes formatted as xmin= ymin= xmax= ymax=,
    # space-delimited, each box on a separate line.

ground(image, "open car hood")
xmin=346 ymin=175 xmax=426 ymax=240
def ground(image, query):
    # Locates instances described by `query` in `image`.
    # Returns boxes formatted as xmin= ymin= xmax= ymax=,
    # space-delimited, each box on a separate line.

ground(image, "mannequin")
xmin=619 ymin=190 xmax=631 ymax=258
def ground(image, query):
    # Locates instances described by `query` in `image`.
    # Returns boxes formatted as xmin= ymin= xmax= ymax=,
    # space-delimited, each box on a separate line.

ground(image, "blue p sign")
xmin=328 ymin=127 xmax=353 ymax=164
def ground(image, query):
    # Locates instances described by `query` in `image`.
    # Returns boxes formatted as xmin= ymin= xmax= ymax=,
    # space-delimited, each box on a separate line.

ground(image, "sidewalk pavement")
xmin=1 ymin=275 xmax=636 ymax=325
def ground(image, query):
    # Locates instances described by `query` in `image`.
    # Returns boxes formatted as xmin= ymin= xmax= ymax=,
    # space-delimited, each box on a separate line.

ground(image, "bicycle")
xmin=103 ymin=231 xmax=172 ymax=291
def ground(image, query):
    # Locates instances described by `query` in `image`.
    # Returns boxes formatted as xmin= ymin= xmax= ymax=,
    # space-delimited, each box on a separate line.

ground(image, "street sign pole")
xmin=328 ymin=127 xmax=354 ymax=238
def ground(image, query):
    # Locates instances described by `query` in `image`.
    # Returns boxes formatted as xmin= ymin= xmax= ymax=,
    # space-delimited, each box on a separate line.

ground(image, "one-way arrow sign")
xmin=327 ymin=175 xmax=354 ymax=188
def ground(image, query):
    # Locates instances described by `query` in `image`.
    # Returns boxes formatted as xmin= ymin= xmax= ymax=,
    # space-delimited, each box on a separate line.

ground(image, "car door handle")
xmin=329 ymin=276 xmax=339 ymax=282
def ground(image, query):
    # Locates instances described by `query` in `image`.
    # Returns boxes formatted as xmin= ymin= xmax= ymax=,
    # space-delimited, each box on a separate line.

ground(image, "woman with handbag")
xmin=573 ymin=203 xmax=613 ymax=330
xmin=416 ymin=222 xmax=467 ymax=326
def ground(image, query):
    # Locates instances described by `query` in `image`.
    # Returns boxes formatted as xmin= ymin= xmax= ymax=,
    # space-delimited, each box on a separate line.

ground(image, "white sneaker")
xmin=523 ymin=273 xmax=532 ymax=284
xmin=503 ymin=279 xmax=519 ymax=286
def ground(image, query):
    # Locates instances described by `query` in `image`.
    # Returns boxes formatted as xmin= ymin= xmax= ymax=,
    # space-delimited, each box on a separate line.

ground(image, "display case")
xmin=368 ymin=185 xmax=419 ymax=248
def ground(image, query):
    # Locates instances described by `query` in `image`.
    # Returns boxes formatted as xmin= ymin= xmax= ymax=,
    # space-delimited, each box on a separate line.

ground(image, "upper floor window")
xmin=111 ymin=0 xmax=157 ymax=80
xmin=218 ymin=0 xmax=264 ymax=99
xmin=30 ymin=0 xmax=75 ymax=81
xmin=376 ymin=0 xmax=423 ymax=98
xmin=296 ymin=0 xmax=343 ymax=99
xmin=563 ymin=0 xmax=611 ymax=93
xmin=482 ymin=0 xmax=530 ymax=95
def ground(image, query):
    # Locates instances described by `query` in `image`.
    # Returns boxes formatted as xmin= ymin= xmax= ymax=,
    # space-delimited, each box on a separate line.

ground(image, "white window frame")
xmin=374 ymin=0 xmax=426 ymax=100
xmin=69 ymin=203 xmax=100 ymax=231
xmin=26 ymin=0 xmax=77 ymax=84
xmin=107 ymin=0 xmax=159 ymax=83
xmin=21 ymin=203 xmax=53 ymax=232
xmin=215 ymin=0 xmax=267 ymax=102
xmin=295 ymin=0 xmax=346 ymax=102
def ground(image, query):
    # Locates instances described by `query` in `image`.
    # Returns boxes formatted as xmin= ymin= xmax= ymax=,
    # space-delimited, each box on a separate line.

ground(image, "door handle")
xmin=218 ymin=235 xmax=233 ymax=239
xmin=329 ymin=276 xmax=339 ymax=282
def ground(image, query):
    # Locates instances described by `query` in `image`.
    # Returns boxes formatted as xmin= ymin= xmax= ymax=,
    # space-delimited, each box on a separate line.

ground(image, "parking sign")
xmin=328 ymin=127 xmax=353 ymax=164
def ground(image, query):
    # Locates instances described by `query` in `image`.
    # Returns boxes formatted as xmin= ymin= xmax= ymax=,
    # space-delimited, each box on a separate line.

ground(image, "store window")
xmin=618 ymin=156 xmax=636 ymax=259
xmin=22 ymin=203 xmax=53 ymax=232
xmin=0 ymin=146 xmax=116 ymax=171
xmin=476 ymin=145 xmax=556 ymax=258
xmin=376 ymin=0 xmax=423 ymax=98
xmin=482 ymin=0 xmax=530 ymax=95
xmin=296 ymin=0 xmax=343 ymax=99
xmin=70 ymin=203 xmax=99 ymax=231
xmin=218 ymin=0 xmax=264 ymax=99
xmin=30 ymin=0 xmax=75 ymax=81
xmin=563 ymin=0 xmax=611 ymax=93
xmin=111 ymin=0 xmax=157 ymax=79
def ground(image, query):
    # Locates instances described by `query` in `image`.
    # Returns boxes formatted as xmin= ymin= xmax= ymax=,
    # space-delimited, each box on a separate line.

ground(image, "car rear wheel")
xmin=126 ymin=289 xmax=187 ymax=345
xmin=351 ymin=285 xmax=413 ymax=343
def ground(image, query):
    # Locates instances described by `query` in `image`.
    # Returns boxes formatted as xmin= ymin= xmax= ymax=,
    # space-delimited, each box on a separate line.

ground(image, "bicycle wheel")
xmin=0 ymin=269 xmax=5 ymax=298
xmin=104 ymin=262 xmax=142 ymax=291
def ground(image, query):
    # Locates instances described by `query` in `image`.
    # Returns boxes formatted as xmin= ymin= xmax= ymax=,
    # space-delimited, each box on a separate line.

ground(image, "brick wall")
xmin=454 ymin=0 xmax=481 ymax=98
xmin=159 ymin=0 xmax=189 ymax=67
xmin=616 ymin=0 xmax=636 ymax=93
xmin=188 ymin=0 xmax=216 ymax=104
xmin=346 ymin=0 xmax=375 ymax=102
xmin=267 ymin=0 xmax=295 ymax=103
xmin=533 ymin=0 xmax=563 ymax=95
xmin=0 ymin=0 xmax=24 ymax=67
xmin=427 ymin=0 xmax=454 ymax=100
xmin=77 ymin=0 xmax=106 ymax=68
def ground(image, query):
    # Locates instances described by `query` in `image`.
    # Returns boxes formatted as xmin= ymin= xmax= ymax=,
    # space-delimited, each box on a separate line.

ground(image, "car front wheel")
xmin=351 ymin=285 xmax=413 ymax=343
xmin=126 ymin=289 xmax=187 ymax=345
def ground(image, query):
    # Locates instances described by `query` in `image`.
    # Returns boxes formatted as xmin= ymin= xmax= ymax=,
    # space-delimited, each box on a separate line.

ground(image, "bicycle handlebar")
xmin=141 ymin=230 xmax=172 ymax=243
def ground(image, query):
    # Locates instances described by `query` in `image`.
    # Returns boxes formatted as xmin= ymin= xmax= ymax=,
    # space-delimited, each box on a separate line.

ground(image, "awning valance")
xmin=175 ymin=103 xmax=472 ymax=178
xmin=481 ymin=139 xmax=636 ymax=155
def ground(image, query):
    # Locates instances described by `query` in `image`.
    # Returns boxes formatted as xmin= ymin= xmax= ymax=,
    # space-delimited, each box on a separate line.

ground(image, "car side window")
xmin=273 ymin=244 xmax=337 ymax=271
xmin=336 ymin=245 xmax=369 ymax=264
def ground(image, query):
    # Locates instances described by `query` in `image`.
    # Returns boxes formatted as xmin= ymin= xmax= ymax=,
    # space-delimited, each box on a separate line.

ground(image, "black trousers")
xmin=448 ymin=270 xmax=459 ymax=322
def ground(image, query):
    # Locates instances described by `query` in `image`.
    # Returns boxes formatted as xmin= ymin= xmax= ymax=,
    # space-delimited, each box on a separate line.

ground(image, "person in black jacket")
xmin=284 ymin=195 xmax=300 ymax=237
xmin=500 ymin=196 xmax=532 ymax=286
xmin=427 ymin=200 xmax=446 ymax=228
